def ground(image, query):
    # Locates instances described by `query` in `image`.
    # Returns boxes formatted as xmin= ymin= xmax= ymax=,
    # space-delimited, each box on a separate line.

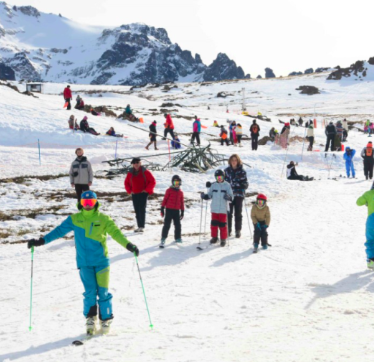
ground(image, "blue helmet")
xmin=81 ymin=191 xmax=97 ymax=200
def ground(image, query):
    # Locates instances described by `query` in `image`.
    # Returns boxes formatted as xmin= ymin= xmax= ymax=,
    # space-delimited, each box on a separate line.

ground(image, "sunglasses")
xmin=173 ymin=180 xmax=180 ymax=186
xmin=81 ymin=198 xmax=97 ymax=207
xmin=257 ymin=200 xmax=265 ymax=206
xmin=133 ymin=161 xmax=140 ymax=164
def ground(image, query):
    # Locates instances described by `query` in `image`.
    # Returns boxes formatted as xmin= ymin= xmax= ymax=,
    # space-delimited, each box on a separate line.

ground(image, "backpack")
xmin=366 ymin=148 xmax=373 ymax=157
xmin=252 ymin=125 xmax=258 ymax=134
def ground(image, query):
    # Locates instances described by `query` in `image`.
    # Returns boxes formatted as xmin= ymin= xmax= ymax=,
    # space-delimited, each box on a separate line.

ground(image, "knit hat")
xmin=131 ymin=157 xmax=141 ymax=164
xmin=83 ymin=116 xmax=88 ymax=120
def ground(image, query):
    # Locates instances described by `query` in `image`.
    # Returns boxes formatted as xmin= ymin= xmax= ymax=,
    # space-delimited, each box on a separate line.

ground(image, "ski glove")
xmin=255 ymin=223 xmax=262 ymax=231
xmin=201 ymin=193 xmax=210 ymax=200
xmin=161 ymin=207 xmax=165 ymax=217
xmin=126 ymin=242 xmax=139 ymax=257
xmin=180 ymin=210 xmax=184 ymax=220
xmin=262 ymin=224 xmax=268 ymax=229
xmin=224 ymin=194 xmax=232 ymax=201
xmin=27 ymin=238 xmax=45 ymax=249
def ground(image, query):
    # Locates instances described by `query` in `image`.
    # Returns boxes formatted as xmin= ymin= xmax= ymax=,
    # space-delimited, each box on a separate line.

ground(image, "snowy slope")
xmin=1 ymin=71 xmax=374 ymax=362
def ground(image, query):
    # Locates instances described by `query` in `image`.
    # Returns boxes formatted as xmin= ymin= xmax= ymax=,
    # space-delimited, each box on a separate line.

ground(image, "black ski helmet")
xmin=172 ymin=175 xmax=182 ymax=185
xmin=214 ymin=169 xmax=225 ymax=179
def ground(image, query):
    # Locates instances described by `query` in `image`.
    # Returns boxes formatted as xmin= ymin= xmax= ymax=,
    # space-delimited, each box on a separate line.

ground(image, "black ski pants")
xmin=161 ymin=209 xmax=181 ymax=240
xmin=164 ymin=128 xmax=175 ymax=140
xmin=251 ymin=135 xmax=259 ymax=150
xmin=325 ymin=135 xmax=335 ymax=152
xmin=191 ymin=132 xmax=200 ymax=145
xmin=364 ymin=159 xmax=374 ymax=179
xmin=221 ymin=138 xmax=229 ymax=146
xmin=227 ymin=197 xmax=243 ymax=233
xmin=75 ymin=184 xmax=90 ymax=201
xmin=237 ymin=135 xmax=242 ymax=144
xmin=253 ymin=222 xmax=268 ymax=246
xmin=288 ymin=175 xmax=306 ymax=181
xmin=132 ymin=193 xmax=148 ymax=228
xmin=308 ymin=136 xmax=314 ymax=150
xmin=65 ymin=98 xmax=71 ymax=110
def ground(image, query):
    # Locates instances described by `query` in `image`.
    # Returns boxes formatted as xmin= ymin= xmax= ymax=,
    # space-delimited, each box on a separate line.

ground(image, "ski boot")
xmin=367 ymin=259 xmax=374 ymax=270
xmin=220 ymin=239 xmax=226 ymax=247
xmin=253 ymin=243 xmax=259 ymax=253
xmin=134 ymin=227 xmax=144 ymax=233
xmin=175 ymin=239 xmax=182 ymax=243
xmin=159 ymin=238 xmax=166 ymax=248
xmin=262 ymin=243 xmax=268 ymax=250
xmin=86 ymin=316 xmax=97 ymax=336
xmin=210 ymin=237 xmax=218 ymax=244
xmin=101 ymin=319 xmax=112 ymax=335
xmin=235 ymin=230 xmax=241 ymax=238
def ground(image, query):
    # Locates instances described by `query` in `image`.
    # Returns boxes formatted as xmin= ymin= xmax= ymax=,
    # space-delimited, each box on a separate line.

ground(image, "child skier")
xmin=201 ymin=169 xmax=233 ymax=247
xmin=343 ymin=147 xmax=356 ymax=178
xmin=27 ymin=191 xmax=139 ymax=336
xmin=160 ymin=175 xmax=185 ymax=247
xmin=357 ymin=187 xmax=374 ymax=269
xmin=251 ymin=194 xmax=271 ymax=252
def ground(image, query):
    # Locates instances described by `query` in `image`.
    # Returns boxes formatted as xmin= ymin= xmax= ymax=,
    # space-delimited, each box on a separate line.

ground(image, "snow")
xmin=1 ymin=71 xmax=374 ymax=361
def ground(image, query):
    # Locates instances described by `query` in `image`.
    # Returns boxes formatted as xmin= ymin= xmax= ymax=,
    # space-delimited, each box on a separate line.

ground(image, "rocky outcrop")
xmin=315 ymin=67 xmax=330 ymax=73
xmin=265 ymin=68 xmax=275 ymax=78
xmin=296 ymin=85 xmax=320 ymax=95
xmin=18 ymin=6 xmax=40 ymax=17
xmin=304 ymin=68 xmax=313 ymax=74
xmin=289 ymin=71 xmax=302 ymax=76
xmin=327 ymin=61 xmax=366 ymax=80
xmin=5 ymin=52 xmax=40 ymax=81
xmin=257 ymin=75 xmax=262 ymax=79
xmin=0 ymin=63 xmax=15 ymax=80
xmin=203 ymin=53 xmax=247 ymax=81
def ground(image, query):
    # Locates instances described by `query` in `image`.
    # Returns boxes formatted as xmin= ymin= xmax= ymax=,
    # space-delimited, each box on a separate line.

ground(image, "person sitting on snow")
xmin=343 ymin=147 xmax=356 ymax=178
xmin=171 ymin=133 xmax=181 ymax=149
xmin=286 ymin=161 xmax=313 ymax=181
xmin=80 ymin=116 xmax=100 ymax=136
xmin=106 ymin=127 xmax=123 ymax=137
xmin=75 ymin=95 xmax=84 ymax=110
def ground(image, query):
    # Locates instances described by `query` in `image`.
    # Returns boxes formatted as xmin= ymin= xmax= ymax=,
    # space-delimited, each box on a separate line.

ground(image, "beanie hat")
xmin=83 ymin=116 xmax=88 ymax=120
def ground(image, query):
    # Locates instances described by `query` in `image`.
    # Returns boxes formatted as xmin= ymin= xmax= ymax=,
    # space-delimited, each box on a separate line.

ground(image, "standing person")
xmin=361 ymin=142 xmax=374 ymax=180
xmin=306 ymin=124 xmax=314 ymax=151
xmin=251 ymin=194 xmax=271 ymax=253
xmin=201 ymin=170 xmax=233 ymax=247
xmin=342 ymin=118 xmax=348 ymax=133
xmin=160 ymin=175 xmax=184 ymax=247
xmin=280 ymin=122 xmax=290 ymax=149
xmin=229 ymin=121 xmax=236 ymax=145
xmin=286 ymin=161 xmax=313 ymax=181
xmin=335 ymin=121 xmax=343 ymax=151
xmin=250 ymin=120 xmax=260 ymax=150
xmin=124 ymin=158 xmax=156 ymax=232
xmin=298 ymin=117 xmax=303 ymax=127
xmin=27 ymin=191 xmax=139 ymax=335
xmin=163 ymin=113 xmax=175 ymax=140
xmin=343 ymin=147 xmax=356 ymax=178
xmin=224 ymin=154 xmax=248 ymax=238
xmin=70 ymin=148 xmax=93 ymax=202
xmin=220 ymin=126 xmax=229 ymax=146
xmin=356 ymin=186 xmax=374 ymax=269
xmin=191 ymin=116 xmax=201 ymax=146
xmin=145 ymin=120 xmax=158 ymax=150
xmin=269 ymin=127 xmax=276 ymax=141
xmin=63 ymin=85 xmax=72 ymax=110
xmin=236 ymin=123 xmax=243 ymax=147
xmin=325 ymin=122 xmax=337 ymax=152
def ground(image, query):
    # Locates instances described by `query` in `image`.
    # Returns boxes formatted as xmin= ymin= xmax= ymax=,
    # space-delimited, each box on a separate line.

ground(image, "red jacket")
xmin=124 ymin=167 xmax=156 ymax=195
xmin=164 ymin=115 xmax=174 ymax=130
xmin=161 ymin=187 xmax=184 ymax=210
xmin=64 ymin=87 xmax=72 ymax=99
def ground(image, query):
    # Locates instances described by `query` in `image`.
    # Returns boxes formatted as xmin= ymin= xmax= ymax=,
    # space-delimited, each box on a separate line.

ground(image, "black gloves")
xmin=126 ymin=242 xmax=140 ymax=257
xmin=224 ymin=194 xmax=232 ymax=201
xmin=161 ymin=207 xmax=165 ymax=217
xmin=241 ymin=182 xmax=249 ymax=190
xmin=200 ymin=193 xmax=210 ymax=200
xmin=27 ymin=238 xmax=45 ymax=249
xmin=180 ymin=210 xmax=184 ymax=220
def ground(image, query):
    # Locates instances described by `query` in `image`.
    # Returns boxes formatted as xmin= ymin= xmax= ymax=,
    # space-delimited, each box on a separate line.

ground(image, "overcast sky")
xmin=10 ymin=0 xmax=374 ymax=77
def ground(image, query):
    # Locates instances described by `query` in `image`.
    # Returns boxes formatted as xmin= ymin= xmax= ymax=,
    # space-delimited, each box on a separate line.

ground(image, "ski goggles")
xmin=81 ymin=198 xmax=97 ymax=208
xmin=216 ymin=176 xmax=224 ymax=182
xmin=257 ymin=200 xmax=265 ymax=207
xmin=173 ymin=180 xmax=180 ymax=187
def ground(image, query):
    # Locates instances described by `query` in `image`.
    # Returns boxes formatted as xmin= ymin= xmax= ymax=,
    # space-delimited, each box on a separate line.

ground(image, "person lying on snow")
xmin=286 ymin=161 xmax=313 ymax=181
xmin=91 ymin=108 xmax=101 ymax=116
xmin=80 ymin=116 xmax=100 ymax=135
xmin=106 ymin=127 xmax=123 ymax=137
xmin=27 ymin=191 xmax=139 ymax=336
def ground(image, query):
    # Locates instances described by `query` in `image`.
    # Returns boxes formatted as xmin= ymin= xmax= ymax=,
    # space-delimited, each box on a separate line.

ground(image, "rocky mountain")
xmin=0 ymin=2 xmax=249 ymax=85
xmin=327 ymin=58 xmax=374 ymax=81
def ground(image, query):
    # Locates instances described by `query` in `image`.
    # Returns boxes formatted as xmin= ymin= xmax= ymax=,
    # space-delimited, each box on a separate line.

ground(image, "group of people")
xmin=324 ymin=119 xmax=348 ymax=152
xmin=68 ymin=115 xmax=122 ymax=137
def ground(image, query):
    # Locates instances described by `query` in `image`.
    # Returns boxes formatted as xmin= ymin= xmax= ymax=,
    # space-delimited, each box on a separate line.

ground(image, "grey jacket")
xmin=69 ymin=156 xmax=93 ymax=184
xmin=206 ymin=181 xmax=233 ymax=214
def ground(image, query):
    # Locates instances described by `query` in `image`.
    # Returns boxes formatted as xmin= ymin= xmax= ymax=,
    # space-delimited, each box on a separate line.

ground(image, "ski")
xmin=159 ymin=241 xmax=183 ymax=249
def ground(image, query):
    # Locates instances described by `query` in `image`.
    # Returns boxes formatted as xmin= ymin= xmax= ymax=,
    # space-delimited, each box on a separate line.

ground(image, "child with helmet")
xmin=251 ymin=194 xmax=271 ymax=252
xmin=160 ymin=175 xmax=185 ymax=247
xmin=201 ymin=169 xmax=234 ymax=247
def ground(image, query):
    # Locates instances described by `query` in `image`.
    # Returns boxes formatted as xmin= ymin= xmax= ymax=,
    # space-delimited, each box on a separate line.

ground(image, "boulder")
xmin=265 ymin=68 xmax=275 ymax=78
xmin=203 ymin=53 xmax=246 ymax=81
xmin=288 ymin=71 xmax=302 ymax=76
xmin=304 ymin=68 xmax=314 ymax=74
xmin=296 ymin=85 xmax=320 ymax=95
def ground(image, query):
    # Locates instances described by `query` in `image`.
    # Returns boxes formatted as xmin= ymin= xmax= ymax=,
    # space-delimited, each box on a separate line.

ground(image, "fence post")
xmin=115 ymin=139 xmax=118 ymax=160
xmin=38 ymin=139 xmax=41 ymax=166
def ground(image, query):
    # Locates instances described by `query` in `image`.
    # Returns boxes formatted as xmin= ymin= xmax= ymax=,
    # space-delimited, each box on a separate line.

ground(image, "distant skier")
xmin=343 ymin=147 xmax=356 ymax=178
xmin=163 ymin=113 xmax=175 ymax=140
xmin=63 ymin=85 xmax=72 ymax=110
xmin=250 ymin=120 xmax=260 ymax=150
xmin=27 ymin=191 xmax=139 ymax=335
xmin=356 ymin=187 xmax=374 ymax=269
xmin=200 ymin=169 xmax=233 ymax=247
xmin=325 ymin=122 xmax=336 ymax=152
xmin=361 ymin=142 xmax=374 ymax=180
xmin=70 ymin=148 xmax=93 ymax=201
xmin=251 ymin=194 xmax=271 ymax=252
xmin=145 ymin=120 xmax=158 ymax=150
xmin=229 ymin=121 xmax=236 ymax=145
xmin=191 ymin=116 xmax=201 ymax=146
xmin=286 ymin=161 xmax=313 ymax=181
xmin=280 ymin=122 xmax=290 ymax=148
xmin=306 ymin=124 xmax=314 ymax=151
xmin=236 ymin=123 xmax=243 ymax=147
xmin=160 ymin=175 xmax=184 ymax=247
xmin=298 ymin=117 xmax=303 ymax=127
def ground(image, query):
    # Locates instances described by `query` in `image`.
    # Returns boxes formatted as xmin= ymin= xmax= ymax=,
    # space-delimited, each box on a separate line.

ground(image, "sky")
xmin=9 ymin=0 xmax=374 ymax=77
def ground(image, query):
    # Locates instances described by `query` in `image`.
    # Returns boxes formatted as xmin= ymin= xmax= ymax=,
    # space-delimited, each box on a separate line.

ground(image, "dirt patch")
xmin=0 ymin=173 xmax=68 ymax=184
xmin=0 ymin=205 xmax=69 ymax=221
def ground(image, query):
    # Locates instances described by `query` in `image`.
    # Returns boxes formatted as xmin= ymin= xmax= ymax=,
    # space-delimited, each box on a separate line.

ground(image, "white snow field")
xmin=1 ymin=73 xmax=374 ymax=362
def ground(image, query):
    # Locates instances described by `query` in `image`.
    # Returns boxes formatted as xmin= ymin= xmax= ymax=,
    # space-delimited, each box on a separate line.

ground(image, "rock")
xmin=256 ymin=75 xmax=262 ymax=79
xmin=265 ymin=68 xmax=275 ymax=78
xmin=258 ymin=136 xmax=273 ymax=145
xmin=327 ymin=60 xmax=365 ymax=80
xmin=0 ymin=63 xmax=15 ymax=80
xmin=368 ymin=57 xmax=374 ymax=65
xmin=50 ymin=48 xmax=68 ymax=54
xmin=5 ymin=52 xmax=41 ymax=81
xmin=160 ymin=102 xmax=183 ymax=107
xmin=304 ymin=68 xmax=314 ymax=74
xmin=203 ymin=53 xmax=245 ymax=81
xmin=18 ymin=6 xmax=40 ymax=17
xmin=296 ymin=85 xmax=320 ymax=95
xmin=217 ymin=91 xmax=233 ymax=98
xmin=288 ymin=71 xmax=302 ymax=76
xmin=315 ymin=67 xmax=330 ymax=73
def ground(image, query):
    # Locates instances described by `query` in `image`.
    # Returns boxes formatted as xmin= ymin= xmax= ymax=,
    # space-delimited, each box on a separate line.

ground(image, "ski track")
xmin=1 ymin=77 xmax=374 ymax=362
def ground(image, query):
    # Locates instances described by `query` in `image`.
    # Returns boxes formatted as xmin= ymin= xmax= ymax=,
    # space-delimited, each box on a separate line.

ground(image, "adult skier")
xmin=325 ymin=122 xmax=336 ymax=152
xmin=250 ymin=120 xmax=260 ymax=151
xmin=163 ymin=113 xmax=175 ymax=140
xmin=63 ymin=85 xmax=72 ymax=110
xmin=124 ymin=158 xmax=156 ymax=232
xmin=361 ymin=142 xmax=374 ymax=180
xmin=145 ymin=120 xmax=158 ymax=150
xmin=306 ymin=124 xmax=314 ymax=151
xmin=343 ymin=147 xmax=356 ymax=178
xmin=70 ymin=148 xmax=93 ymax=201
xmin=224 ymin=154 xmax=248 ymax=238
xmin=27 ymin=191 xmax=139 ymax=335
xmin=251 ymin=194 xmax=271 ymax=252
xmin=191 ymin=116 xmax=201 ymax=146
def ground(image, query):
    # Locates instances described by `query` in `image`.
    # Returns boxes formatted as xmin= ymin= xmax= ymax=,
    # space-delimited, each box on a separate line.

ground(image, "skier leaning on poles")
xmin=27 ymin=191 xmax=139 ymax=336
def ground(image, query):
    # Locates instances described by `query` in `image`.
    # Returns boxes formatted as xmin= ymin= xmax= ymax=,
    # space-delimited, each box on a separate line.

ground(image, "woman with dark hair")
xmin=224 ymin=154 xmax=248 ymax=238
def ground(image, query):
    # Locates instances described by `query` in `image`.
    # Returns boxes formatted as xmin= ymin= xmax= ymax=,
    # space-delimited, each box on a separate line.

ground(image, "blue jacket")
xmin=343 ymin=148 xmax=356 ymax=164
xmin=205 ymin=181 xmax=233 ymax=214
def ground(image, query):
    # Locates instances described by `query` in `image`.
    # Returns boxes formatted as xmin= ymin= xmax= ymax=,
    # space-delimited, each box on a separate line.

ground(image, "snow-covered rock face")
xmin=0 ymin=5 xmax=247 ymax=85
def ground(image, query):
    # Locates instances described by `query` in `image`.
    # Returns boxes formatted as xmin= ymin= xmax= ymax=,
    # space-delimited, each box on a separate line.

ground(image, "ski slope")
xmin=1 ymin=73 xmax=374 ymax=362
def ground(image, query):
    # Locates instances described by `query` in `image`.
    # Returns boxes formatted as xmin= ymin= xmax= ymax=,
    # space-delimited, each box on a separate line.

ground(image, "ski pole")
xmin=198 ymin=198 xmax=204 ymax=245
xmin=244 ymin=200 xmax=253 ymax=240
xmin=134 ymin=253 xmax=153 ymax=329
xmin=301 ymin=126 xmax=307 ymax=161
xmin=29 ymin=246 xmax=34 ymax=331
xmin=204 ymin=201 xmax=208 ymax=234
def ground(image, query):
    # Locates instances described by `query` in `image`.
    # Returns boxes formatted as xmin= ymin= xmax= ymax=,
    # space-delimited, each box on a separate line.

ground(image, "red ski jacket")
xmin=164 ymin=115 xmax=174 ymax=130
xmin=124 ymin=167 xmax=156 ymax=195
xmin=64 ymin=87 xmax=72 ymax=99
xmin=161 ymin=187 xmax=184 ymax=210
